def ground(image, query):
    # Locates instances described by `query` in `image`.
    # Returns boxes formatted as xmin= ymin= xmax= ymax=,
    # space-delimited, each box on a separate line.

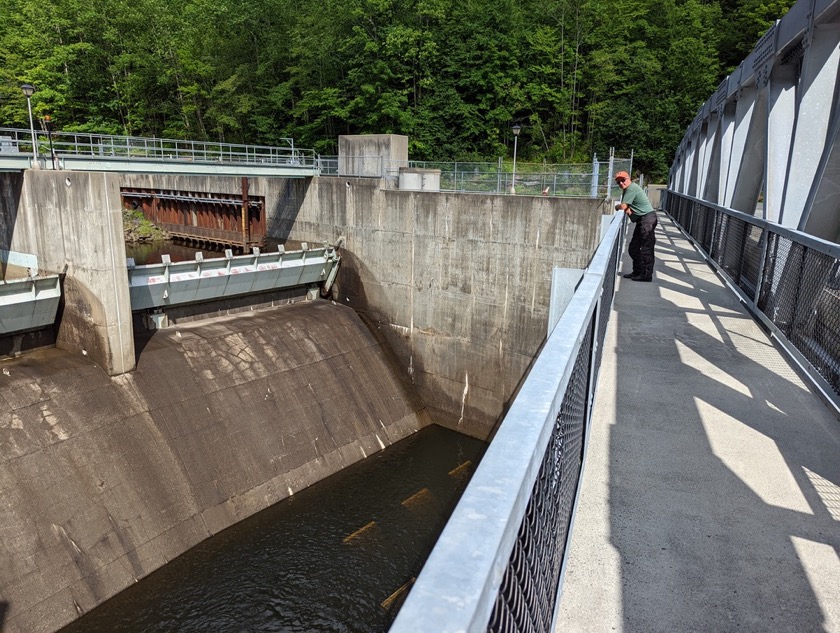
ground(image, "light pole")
xmin=20 ymin=83 xmax=38 ymax=166
xmin=510 ymin=124 xmax=521 ymax=194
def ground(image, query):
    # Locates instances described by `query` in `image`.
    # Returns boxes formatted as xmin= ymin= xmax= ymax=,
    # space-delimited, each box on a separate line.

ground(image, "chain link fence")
xmin=318 ymin=156 xmax=633 ymax=197
xmin=665 ymin=191 xmax=840 ymax=409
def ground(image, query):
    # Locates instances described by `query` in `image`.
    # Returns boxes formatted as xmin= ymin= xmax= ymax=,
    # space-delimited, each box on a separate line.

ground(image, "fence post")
xmin=591 ymin=154 xmax=599 ymax=198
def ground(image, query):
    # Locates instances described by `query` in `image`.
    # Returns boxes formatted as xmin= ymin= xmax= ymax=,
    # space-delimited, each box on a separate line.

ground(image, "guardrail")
xmin=127 ymin=244 xmax=340 ymax=312
xmin=0 ymin=127 xmax=317 ymax=168
xmin=391 ymin=212 xmax=624 ymax=632
xmin=318 ymin=156 xmax=634 ymax=197
xmin=664 ymin=190 xmax=840 ymax=414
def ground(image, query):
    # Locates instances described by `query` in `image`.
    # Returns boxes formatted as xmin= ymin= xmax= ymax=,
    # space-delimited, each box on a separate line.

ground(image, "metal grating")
xmin=760 ymin=235 xmax=840 ymax=392
xmin=715 ymin=214 xmax=765 ymax=300
xmin=595 ymin=234 xmax=619 ymax=374
xmin=487 ymin=319 xmax=593 ymax=633
xmin=664 ymin=191 xmax=840 ymax=406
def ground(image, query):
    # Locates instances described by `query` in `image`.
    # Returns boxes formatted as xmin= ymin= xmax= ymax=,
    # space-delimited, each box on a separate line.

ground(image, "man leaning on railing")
xmin=615 ymin=171 xmax=657 ymax=282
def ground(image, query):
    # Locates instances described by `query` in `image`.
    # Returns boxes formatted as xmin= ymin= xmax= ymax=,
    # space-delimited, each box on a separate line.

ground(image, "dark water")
xmin=60 ymin=425 xmax=486 ymax=633
xmin=124 ymin=238 xmax=287 ymax=265
xmin=124 ymin=241 xmax=224 ymax=265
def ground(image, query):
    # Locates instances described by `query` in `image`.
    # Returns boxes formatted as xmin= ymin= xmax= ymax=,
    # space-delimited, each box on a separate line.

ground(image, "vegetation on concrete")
xmin=122 ymin=209 xmax=169 ymax=243
xmin=0 ymin=0 xmax=795 ymax=180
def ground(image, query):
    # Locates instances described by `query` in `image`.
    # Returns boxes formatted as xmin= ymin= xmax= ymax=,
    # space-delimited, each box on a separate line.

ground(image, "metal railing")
xmin=0 ymin=127 xmax=317 ymax=167
xmin=319 ymin=156 xmax=634 ymax=197
xmin=390 ymin=212 xmax=624 ymax=633
xmin=126 ymin=244 xmax=340 ymax=312
xmin=664 ymin=191 xmax=840 ymax=414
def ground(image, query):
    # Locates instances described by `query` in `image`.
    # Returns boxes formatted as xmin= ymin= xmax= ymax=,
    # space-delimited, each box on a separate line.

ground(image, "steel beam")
xmin=781 ymin=23 xmax=840 ymax=229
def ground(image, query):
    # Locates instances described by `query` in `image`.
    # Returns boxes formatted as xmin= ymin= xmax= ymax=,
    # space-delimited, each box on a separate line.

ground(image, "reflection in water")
xmin=60 ymin=425 xmax=486 ymax=633
xmin=124 ymin=241 xmax=224 ymax=265
xmin=124 ymin=239 xmax=286 ymax=265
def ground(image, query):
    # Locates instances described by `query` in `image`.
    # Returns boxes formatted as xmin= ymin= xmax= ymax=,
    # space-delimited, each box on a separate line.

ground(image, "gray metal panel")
xmin=0 ymin=155 xmax=29 ymax=171
xmin=127 ymin=247 xmax=339 ymax=311
xmin=0 ymin=275 xmax=61 ymax=334
xmin=60 ymin=156 xmax=319 ymax=178
xmin=0 ymin=250 xmax=38 ymax=270
xmin=782 ymin=23 xmax=840 ymax=229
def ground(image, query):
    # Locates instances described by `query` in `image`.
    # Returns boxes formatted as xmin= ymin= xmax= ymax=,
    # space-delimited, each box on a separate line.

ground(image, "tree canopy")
xmin=0 ymin=0 xmax=794 ymax=180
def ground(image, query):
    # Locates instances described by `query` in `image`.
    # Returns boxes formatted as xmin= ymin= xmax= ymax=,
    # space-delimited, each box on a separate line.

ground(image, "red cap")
xmin=615 ymin=171 xmax=630 ymax=181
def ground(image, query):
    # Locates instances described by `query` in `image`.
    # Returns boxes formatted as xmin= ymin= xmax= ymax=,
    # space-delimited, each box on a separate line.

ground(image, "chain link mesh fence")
xmin=485 ymin=224 xmax=624 ymax=632
xmin=487 ymin=323 xmax=591 ymax=633
xmin=663 ymin=190 xmax=840 ymax=403
xmin=319 ymin=156 xmax=634 ymax=197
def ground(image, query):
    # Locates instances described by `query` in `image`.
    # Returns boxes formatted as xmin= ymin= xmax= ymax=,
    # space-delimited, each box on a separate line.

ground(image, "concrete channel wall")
xmin=0 ymin=170 xmax=134 ymax=375
xmin=0 ymin=301 xmax=428 ymax=633
xmin=120 ymin=173 xmax=607 ymax=438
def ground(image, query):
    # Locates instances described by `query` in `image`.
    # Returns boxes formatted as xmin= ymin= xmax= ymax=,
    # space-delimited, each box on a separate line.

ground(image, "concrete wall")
xmin=0 ymin=301 xmax=429 ymax=633
xmin=0 ymin=171 xmax=134 ymax=374
xmin=288 ymin=180 xmax=606 ymax=438
xmin=338 ymin=134 xmax=408 ymax=177
xmin=119 ymin=173 xmax=606 ymax=438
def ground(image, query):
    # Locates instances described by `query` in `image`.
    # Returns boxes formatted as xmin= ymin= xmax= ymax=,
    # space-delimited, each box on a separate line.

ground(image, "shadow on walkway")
xmin=556 ymin=215 xmax=840 ymax=632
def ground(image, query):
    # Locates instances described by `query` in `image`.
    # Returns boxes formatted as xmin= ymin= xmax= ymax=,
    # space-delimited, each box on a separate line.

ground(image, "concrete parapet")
xmin=338 ymin=134 xmax=408 ymax=178
xmin=287 ymin=179 xmax=607 ymax=438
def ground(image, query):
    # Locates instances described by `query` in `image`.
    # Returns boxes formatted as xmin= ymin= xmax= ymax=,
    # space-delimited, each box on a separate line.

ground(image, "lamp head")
xmin=512 ymin=124 xmax=521 ymax=137
xmin=20 ymin=83 xmax=35 ymax=98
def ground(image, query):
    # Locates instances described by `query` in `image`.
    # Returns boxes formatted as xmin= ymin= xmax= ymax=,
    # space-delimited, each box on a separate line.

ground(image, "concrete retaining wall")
xmin=119 ymin=173 xmax=606 ymax=438
xmin=0 ymin=171 xmax=134 ymax=375
xmin=0 ymin=301 xmax=429 ymax=633
xmin=274 ymin=178 xmax=606 ymax=438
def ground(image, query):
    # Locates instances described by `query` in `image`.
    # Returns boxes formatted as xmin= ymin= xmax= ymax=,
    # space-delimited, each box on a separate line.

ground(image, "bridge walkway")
xmin=555 ymin=214 xmax=840 ymax=632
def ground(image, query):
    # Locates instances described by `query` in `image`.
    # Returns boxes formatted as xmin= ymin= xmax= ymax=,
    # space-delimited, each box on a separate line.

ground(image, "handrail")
xmin=390 ymin=212 xmax=624 ymax=632
xmin=664 ymin=190 xmax=840 ymax=416
xmin=0 ymin=127 xmax=317 ymax=167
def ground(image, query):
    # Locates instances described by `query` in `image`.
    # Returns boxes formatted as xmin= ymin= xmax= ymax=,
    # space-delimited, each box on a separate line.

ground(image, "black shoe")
xmin=622 ymin=272 xmax=639 ymax=278
xmin=631 ymin=276 xmax=652 ymax=282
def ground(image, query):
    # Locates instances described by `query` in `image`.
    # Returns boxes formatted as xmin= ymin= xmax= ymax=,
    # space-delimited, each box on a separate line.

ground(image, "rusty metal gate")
xmin=121 ymin=178 xmax=266 ymax=252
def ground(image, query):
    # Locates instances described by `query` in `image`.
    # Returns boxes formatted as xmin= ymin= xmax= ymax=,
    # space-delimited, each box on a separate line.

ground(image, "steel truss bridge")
xmin=394 ymin=0 xmax=840 ymax=629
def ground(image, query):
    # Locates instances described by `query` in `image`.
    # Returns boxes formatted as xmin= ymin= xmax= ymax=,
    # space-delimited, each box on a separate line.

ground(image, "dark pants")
xmin=628 ymin=212 xmax=658 ymax=279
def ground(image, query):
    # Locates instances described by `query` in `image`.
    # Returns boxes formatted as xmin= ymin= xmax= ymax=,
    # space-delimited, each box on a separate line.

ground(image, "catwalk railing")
xmin=390 ymin=212 xmax=624 ymax=633
xmin=0 ymin=127 xmax=316 ymax=167
xmin=664 ymin=190 xmax=840 ymax=414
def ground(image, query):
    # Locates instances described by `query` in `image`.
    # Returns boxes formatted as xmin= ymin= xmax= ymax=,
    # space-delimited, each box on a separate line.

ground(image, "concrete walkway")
xmin=555 ymin=215 xmax=840 ymax=633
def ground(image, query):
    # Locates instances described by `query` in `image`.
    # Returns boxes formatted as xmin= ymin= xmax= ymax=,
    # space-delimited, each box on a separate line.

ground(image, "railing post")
xmin=591 ymin=154 xmax=599 ymax=198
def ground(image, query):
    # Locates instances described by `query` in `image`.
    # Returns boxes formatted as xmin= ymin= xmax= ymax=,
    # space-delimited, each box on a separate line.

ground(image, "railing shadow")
xmin=604 ymin=216 xmax=839 ymax=630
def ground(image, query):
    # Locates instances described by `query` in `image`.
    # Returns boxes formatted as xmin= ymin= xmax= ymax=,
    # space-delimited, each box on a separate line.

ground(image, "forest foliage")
xmin=0 ymin=0 xmax=794 ymax=180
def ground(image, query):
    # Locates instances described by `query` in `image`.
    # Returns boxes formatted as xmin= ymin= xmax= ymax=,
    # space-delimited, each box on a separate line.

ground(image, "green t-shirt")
xmin=620 ymin=182 xmax=654 ymax=220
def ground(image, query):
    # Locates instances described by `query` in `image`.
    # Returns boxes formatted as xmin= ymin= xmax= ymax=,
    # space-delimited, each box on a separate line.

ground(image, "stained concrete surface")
xmin=556 ymin=215 xmax=840 ymax=632
xmin=0 ymin=301 xmax=430 ymax=633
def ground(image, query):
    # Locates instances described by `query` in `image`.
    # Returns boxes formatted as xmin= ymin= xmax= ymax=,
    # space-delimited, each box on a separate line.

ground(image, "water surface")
xmin=60 ymin=425 xmax=485 ymax=632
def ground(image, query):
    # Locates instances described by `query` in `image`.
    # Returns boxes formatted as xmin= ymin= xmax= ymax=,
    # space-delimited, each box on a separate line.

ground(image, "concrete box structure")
xmin=338 ymin=134 xmax=408 ymax=177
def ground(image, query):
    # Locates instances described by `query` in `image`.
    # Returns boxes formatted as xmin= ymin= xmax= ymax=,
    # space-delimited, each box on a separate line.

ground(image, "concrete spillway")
xmin=0 ymin=301 xmax=430 ymax=633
